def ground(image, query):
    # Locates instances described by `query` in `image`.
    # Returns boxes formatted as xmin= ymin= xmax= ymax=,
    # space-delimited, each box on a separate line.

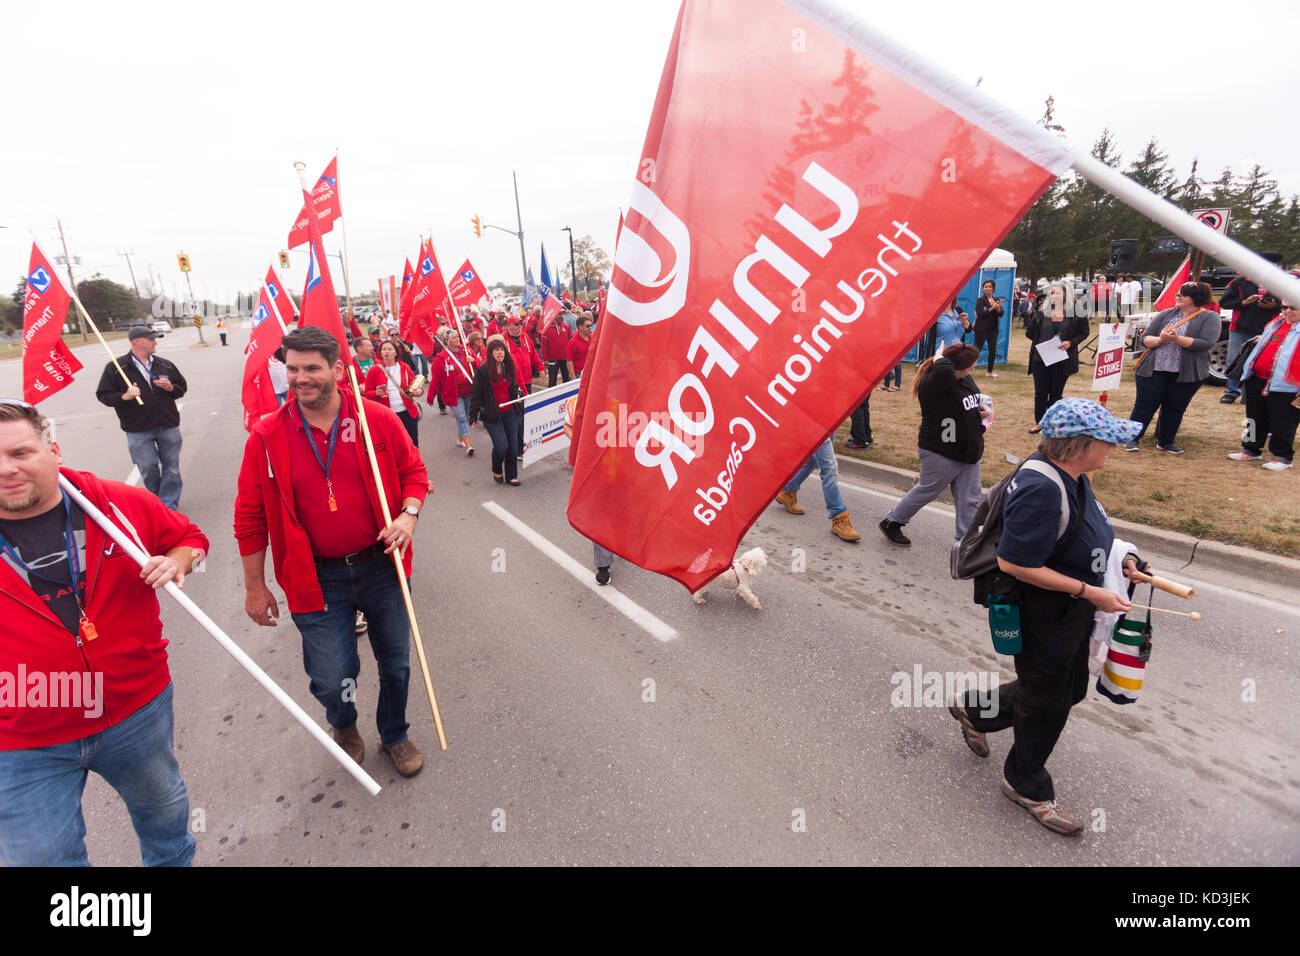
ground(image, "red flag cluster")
xmin=287 ymin=157 xmax=342 ymax=250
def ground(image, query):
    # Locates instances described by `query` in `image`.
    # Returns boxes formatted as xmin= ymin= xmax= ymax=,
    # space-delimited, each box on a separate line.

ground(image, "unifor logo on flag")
xmin=21 ymin=243 xmax=83 ymax=404
xmin=448 ymin=259 xmax=488 ymax=308
xmin=566 ymin=0 xmax=1070 ymax=591
xmin=287 ymin=157 xmax=343 ymax=249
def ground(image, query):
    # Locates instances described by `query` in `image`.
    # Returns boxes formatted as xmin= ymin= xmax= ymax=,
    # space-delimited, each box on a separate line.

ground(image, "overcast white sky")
xmin=2 ymin=0 xmax=1297 ymax=306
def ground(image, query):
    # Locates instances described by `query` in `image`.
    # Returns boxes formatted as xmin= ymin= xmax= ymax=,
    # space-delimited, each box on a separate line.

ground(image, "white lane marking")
xmin=839 ymin=472 xmax=1299 ymax=617
xmin=481 ymin=500 xmax=678 ymax=642
xmin=126 ymin=466 xmax=141 ymax=486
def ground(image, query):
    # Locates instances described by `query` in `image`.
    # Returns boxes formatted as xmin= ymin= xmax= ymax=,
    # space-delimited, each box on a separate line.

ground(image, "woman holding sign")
xmin=1123 ymin=282 xmax=1220 ymax=454
xmin=1025 ymin=282 xmax=1089 ymax=433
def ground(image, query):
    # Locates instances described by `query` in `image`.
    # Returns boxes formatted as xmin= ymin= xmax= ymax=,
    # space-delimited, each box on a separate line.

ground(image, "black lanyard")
xmin=298 ymin=402 xmax=342 ymax=511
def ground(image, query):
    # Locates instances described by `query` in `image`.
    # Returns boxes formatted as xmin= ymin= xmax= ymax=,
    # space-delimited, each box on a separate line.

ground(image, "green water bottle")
xmin=989 ymin=599 xmax=1022 ymax=654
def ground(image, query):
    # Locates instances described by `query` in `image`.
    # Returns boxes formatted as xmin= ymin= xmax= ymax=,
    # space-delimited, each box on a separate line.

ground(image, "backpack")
xmin=950 ymin=457 xmax=1084 ymax=605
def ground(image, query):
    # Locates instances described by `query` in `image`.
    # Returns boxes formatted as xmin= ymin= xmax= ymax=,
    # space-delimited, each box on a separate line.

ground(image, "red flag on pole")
xmin=287 ymin=158 xmax=342 ymax=249
xmin=401 ymin=240 xmax=449 ymax=355
xmin=1151 ymin=255 xmax=1190 ymax=311
xmin=21 ymin=243 xmax=82 ymax=404
xmin=264 ymin=265 xmax=297 ymax=327
xmin=242 ymin=288 xmax=286 ymax=430
xmin=540 ymin=291 xmax=564 ymax=335
xmin=298 ymin=188 xmax=356 ymax=372
xmin=565 ymin=0 xmax=1070 ymax=591
xmin=398 ymin=257 xmax=416 ymax=325
xmin=448 ymin=260 xmax=489 ymax=308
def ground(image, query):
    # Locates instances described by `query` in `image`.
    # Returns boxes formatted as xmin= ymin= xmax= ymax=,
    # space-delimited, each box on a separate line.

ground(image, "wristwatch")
xmin=401 ymin=505 xmax=420 ymax=519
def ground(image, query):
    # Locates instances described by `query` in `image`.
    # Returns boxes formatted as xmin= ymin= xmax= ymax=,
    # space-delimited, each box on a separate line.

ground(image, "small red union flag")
xmin=21 ymin=243 xmax=82 ymax=405
xmin=566 ymin=0 xmax=1070 ymax=591
xmin=287 ymin=157 xmax=342 ymax=250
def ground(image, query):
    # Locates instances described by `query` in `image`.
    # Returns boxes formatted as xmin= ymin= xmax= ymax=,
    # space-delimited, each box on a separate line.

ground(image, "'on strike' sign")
xmin=1092 ymin=321 xmax=1130 ymax=391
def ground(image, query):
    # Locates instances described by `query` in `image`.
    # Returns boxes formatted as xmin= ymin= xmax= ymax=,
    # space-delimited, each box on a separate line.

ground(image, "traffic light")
xmin=472 ymin=215 xmax=483 ymax=238
xmin=279 ymin=250 xmax=290 ymax=269
xmin=177 ymin=253 xmax=191 ymax=273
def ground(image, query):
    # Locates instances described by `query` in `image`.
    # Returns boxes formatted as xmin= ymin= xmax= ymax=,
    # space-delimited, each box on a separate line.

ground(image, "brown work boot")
xmin=382 ymin=738 xmax=424 ymax=778
xmin=774 ymin=490 xmax=804 ymax=515
xmin=331 ymin=724 xmax=364 ymax=764
xmin=831 ymin=510 xmax=861 ymax=541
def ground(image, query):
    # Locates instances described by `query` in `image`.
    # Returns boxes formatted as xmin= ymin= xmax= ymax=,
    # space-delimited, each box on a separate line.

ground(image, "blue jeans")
xmin=450 ymin=396 xmax=471 ymax=438
xmin=290 ymin=554 xmax=412 ymax=747
xmin=885 ymin=363 xmax=902 ymax=387
xmin=1224 ymin=329 xmax=1253 ymax=398
xmin=0 ymin=683 xmax=194 ymax=866
xmin=784 ymin=438 xmax=846 ymax=520
xmin=485 ymin=410 xmax=521 ymax=481
xmin=125 ymin=426 xmax=183 ymax=509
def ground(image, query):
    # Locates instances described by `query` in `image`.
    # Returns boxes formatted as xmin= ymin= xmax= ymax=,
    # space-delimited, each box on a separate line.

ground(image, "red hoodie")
xmin=428 ymin=347 xmax=474 ymax=406
xmin=233 ymin=388 xmax=429 ymax=614
xmin=0 ymin=469 xmax=209 ymax=750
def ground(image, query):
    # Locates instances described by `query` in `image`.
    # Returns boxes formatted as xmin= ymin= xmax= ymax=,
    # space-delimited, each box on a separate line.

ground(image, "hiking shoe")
xmin=382 ymin=739 xmax=424 ymax=778
xmin=331 ymin=724 xmax=365 ymax=764
xmin=1123 ymin=440 xmax=1140 ymax=452
xmin=1001 ymin=778 xmax=1083 ymax=835
xmin=1219 ymin=394 xmax=1237 ymax=404
xmin=355 ymin=611 xmax=368 ymax=635
xmin=1263 ymin=458 xmax=1294 ymax=471
xmin=595 ymin=566 xmax=611 ymax=585
xmin=878 ymin=518 xmax=911 ymax=546
xmin=1228 ymin=450 xmax=1262 ymax=462
xmin=949 ymin=693 xmax=989 ymax=758
xmin=831 ymin=511 xmax=861 ymax=541
xmin=1156 ymin=443 xmax=1184 ymax=454
xmin=775 ymin=490 xmax=805 ymax=515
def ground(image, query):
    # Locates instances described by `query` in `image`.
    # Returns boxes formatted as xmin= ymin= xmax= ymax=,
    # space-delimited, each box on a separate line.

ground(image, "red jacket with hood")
xmin=0 ymin=469 xmax=209 ymax=750
xmin=233 ymin=388 xmax=429 ymax=614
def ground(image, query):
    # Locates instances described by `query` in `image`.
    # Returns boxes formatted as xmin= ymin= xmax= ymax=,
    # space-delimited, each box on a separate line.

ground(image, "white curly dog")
xmin=691 ymin=547 xmax=768 ymax=610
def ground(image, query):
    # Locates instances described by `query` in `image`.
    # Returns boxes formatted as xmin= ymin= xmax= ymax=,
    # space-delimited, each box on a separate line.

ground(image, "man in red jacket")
xmin=235 ymin=326 xmax=431 ymax=778
xmin=0 ymin=399 xmax=208 ymax=866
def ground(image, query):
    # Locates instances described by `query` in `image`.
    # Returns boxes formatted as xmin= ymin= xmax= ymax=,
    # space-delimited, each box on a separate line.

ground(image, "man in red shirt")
xmin=235 ymin=326 xmax=431 ymax=777
xmin=542 ymin=311 xmax=572 ymax=387
xmin=0 ymin=399 xmax=208 ymax=865
xmin=566 ymin=313 xmax=594 ymax=376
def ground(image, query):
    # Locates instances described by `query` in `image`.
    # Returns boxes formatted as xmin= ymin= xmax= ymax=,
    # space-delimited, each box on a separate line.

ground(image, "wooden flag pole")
xmin=32 ymin=231 xmax=143 ymax=405
xmin=345 ymin=364 xmax=449 ymax=750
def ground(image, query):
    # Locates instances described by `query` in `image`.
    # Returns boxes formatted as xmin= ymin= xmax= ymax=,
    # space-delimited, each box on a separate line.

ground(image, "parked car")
xmin=150 ymin=320 xmax=170 ymax=336
xmin=1199 ymin=266 xmax=1239 ymax=291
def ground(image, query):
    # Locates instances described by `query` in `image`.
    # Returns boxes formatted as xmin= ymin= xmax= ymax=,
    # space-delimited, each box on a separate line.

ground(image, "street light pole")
xmin=562 ymin=226 xmax=577 ymax=301
xmin=513 ymin=171 xmax=528 ymax=288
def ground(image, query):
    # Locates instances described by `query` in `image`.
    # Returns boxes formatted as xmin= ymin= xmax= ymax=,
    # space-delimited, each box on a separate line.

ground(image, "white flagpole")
xmin=58 ymin=474 xmax=382 ymax=796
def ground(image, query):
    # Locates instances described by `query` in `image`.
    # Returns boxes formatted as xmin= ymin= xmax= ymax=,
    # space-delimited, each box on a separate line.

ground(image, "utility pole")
xmin=57 ymin=218 xmax=87 ymax=342
xmin=180 ymin=250 xmax=205 ymax=343
xmin=563 ymin=226 xmax=578 ymax=301
xmin=117 ymin=250 xmax=142 ymax=317
xmin=513 ymin=171 xmax=528 ymax=288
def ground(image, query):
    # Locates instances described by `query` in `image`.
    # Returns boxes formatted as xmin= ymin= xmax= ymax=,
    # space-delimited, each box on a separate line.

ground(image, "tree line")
xmin=1000 ymin=97 xmax=1299 ymax=284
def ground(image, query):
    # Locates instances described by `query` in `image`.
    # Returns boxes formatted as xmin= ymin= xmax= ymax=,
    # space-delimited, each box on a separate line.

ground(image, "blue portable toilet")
xmin=903 ymin=248 xmax=1017 ymax=364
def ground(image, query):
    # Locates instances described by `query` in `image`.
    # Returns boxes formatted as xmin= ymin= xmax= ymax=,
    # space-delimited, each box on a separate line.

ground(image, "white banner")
xmin=1091 ymin=321 xmax=1129 ymax=391
xmin=521 ymin=378 xmax=582 ymax=467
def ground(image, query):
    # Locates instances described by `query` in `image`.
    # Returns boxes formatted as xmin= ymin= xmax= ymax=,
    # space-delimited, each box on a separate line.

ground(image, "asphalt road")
xmin=5 ymin=327 xmax=1298 ymax=866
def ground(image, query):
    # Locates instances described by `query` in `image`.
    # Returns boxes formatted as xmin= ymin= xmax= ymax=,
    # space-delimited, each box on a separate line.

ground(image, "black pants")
xmin=396 ymin=409 xmax=419 ymax=448
xmin=1031 ymin=362 xmax=1072 ymax=422
xmin=963 ymin=585 xmax=1094 ymax=801
xmin=850 ymin=395 xmax=872 ymax=444
xmin=1129 ymin=370 xmax=1201 ymax=446
xmin=218 ymin=333 xmax=228 ymax=346
xmin=973 ymin=326 xmax=997 ymax=372
xmin=547 ymin=360 xmax=571 ymax=388
xmin=1243 ymin=373 xmax=1300 ymax=461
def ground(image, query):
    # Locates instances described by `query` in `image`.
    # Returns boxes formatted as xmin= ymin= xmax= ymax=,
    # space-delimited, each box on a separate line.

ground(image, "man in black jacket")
xmin=1220 ymin=252 xmax=1284 ymax=404
xmin=95 ymin=327 xmax=188 ymax=509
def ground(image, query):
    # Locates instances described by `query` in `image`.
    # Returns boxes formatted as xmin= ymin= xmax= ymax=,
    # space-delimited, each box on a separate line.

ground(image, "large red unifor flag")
xmin=242 ymin=288 xmax=287 ymax=430
xmin=297 ymin=187 xmax=357 ymax=375
xmin=1152 ymin=256 xmax=1190 ymax=311
xmin=286 ymin=157 xmax=342 ymax=250
xmin=566 ymin=0 xmax=1071 ymax=591
xmin=448 ymin=260 xmax=488 ymax=308
xmin=21 ymin=243 xmax=83 ymax=405
xmin=539 ymin=291 xmax=564 ymax=335
xmin=401 ymin=240 xmax=450 ymax=356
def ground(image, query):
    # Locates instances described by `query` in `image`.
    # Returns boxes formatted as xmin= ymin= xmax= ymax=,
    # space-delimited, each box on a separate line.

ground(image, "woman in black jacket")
xmin=973 ymin=279 xmax=1004 ymax=377
xmin=879 ymin=344 xmax=987 ymax=546
xmin=1026 ymin=281 xmax=1089 ymax=432
xmin=468 ymin=334 xmax=524 ymax=485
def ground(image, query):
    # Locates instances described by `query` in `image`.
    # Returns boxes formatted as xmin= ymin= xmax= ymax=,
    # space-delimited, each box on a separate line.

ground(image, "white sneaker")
xmin=1263 ymin=459 xmax=1294 ymax=471
xmin=1227 ymin=451 xmax=1262 ymax=462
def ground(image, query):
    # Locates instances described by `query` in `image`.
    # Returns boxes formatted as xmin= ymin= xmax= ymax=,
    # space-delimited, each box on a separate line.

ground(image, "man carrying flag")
xmin=235 ymin=326 xmax=430 ymax=777
xmin=20 ymin=243 xmax=82 ymax=405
